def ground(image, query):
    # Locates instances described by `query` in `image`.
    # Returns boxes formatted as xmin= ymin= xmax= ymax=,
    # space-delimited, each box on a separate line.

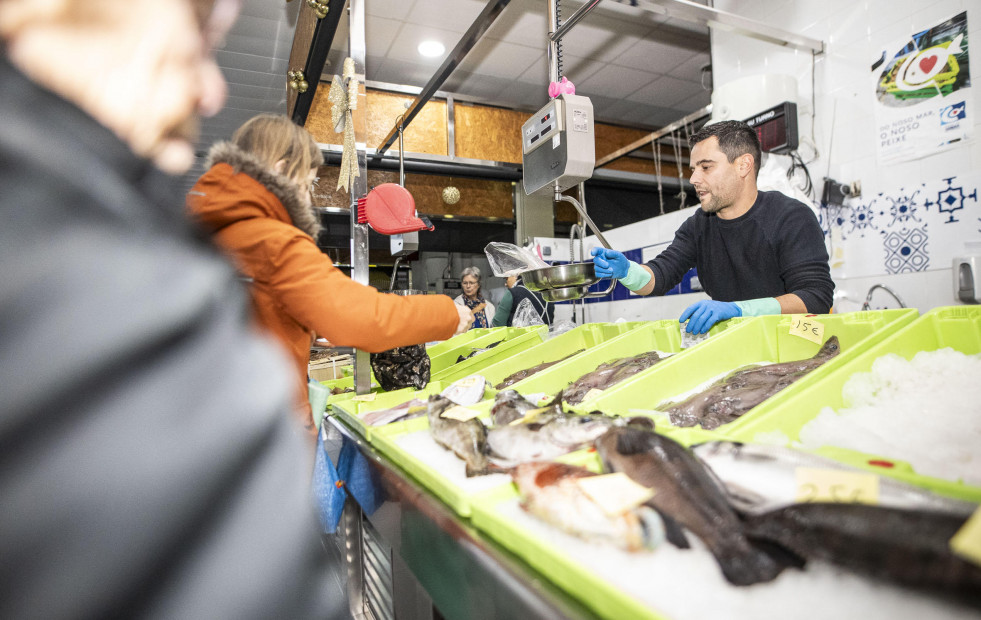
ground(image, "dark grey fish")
xmin=494 ymin=350 xmax=584 ymax=389
xmin=562 ymin=351 xmax=664 ymax=405
xmin=664 ymin=336 xmax=840 ymax=430
xmin=744 ymin=503 xmax=981 ymax=605
xmin=426 ymin=395 xmax=491 ymax=477
xmin=456 ymin=339 xmax=503 ymax=364
xmin=596 ymin=425 xmax=789 ymax=586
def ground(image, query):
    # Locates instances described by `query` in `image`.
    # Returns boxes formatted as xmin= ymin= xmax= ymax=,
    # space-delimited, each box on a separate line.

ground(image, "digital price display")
xmin=743 ymin=102 xmax=799 ymax=154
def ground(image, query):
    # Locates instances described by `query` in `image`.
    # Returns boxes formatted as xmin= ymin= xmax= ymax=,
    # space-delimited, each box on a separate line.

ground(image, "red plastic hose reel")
xmin=356 ymin=183 xmax=434 ymax=235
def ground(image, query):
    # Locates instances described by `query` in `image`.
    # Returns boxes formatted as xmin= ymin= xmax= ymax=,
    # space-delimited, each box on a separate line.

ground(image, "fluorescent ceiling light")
xmin=417 ymin=40 xmax=445 ymax=58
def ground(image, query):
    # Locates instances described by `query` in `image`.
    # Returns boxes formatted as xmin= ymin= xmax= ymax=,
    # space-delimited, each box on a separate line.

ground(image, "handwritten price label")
xmin=795 ymin=467 xmax=879 ymax=504
xmin=352 ymin=393 xmax=376 ymax=402
xmin=441 ymin=405 xmax=482 ymax=421
xmin=575 ymin=472 xmax=655 ymax=516
xmin=789 ymin=315 xmax=825 ymax=344
xmin=950 ymin=505 xmax=981 ymax=568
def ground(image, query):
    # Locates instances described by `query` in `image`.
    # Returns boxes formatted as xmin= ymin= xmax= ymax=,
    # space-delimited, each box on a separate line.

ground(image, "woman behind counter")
xmin=188 ymin=114 xmax=471 ymax=429
xmin=454 ymin=266 xmax=495 ymax=329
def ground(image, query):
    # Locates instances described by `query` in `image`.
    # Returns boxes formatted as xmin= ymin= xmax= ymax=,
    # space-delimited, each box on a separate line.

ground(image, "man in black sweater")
xmin=592 ymin=120 xmax=834 ymax=334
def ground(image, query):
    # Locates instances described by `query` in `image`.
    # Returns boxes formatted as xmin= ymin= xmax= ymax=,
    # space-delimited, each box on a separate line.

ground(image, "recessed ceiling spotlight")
xmin=418 ymin=40 xmax=445 ymax=58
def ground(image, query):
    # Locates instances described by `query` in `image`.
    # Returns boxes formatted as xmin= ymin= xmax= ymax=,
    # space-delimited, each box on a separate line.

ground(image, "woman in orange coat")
xmin=188 ymin=114 xmax=471 ymax=429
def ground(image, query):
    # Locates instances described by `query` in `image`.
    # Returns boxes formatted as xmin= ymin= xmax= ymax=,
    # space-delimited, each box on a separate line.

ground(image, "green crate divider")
xmin=429 ymin=328 xmax=548 ymax=383
xmin=472 ymin=322 xmax=650 ymax=391
xmin=428 ymin=326 xmax=541 ymax=375
xmin=584 ymin=309 xmax=918 ymax=434
xmin=469 ymin=479 xmax=667 ymax=620
xmin=425 ymin=327 xmax=497 ymax=358
xmin=727 ymin=306 xmax=981 ymax=502
xmin=506 ymin=317 xmax=748 ymax=406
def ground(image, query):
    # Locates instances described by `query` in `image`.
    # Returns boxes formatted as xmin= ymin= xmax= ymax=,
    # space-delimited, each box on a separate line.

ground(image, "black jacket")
xmin=646 ymin=191 xmax=834 ymax=313
xmin=0 ymin=55 xmax=345 ymax=619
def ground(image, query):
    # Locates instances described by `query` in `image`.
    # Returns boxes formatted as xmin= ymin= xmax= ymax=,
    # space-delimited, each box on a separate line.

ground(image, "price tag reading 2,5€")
xmin=789 ymin=315 xmax=825 ymax=344
xmin=795 ymin=467 xmax=880 ymax=505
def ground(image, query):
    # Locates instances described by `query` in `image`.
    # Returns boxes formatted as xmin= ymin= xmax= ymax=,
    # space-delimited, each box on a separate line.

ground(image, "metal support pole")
xmin=349 ymin=0 xmax=372 ymax=394
xmin=548 ymin=0 xmax=603 ymax=43
xmin=546 ymin=0 xmax=559 ymax=86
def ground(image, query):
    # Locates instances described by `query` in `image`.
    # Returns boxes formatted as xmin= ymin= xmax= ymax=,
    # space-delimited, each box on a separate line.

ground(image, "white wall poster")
xmin=873 ymin=11 xmax=972 ymax=165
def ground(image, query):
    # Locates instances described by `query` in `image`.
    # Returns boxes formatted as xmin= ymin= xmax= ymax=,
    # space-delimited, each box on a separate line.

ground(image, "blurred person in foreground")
xmin=0 ymin=1 xmax=347 ymax=618
xmin=188 ymin=114 xmax=472 ymax=429
xmin=592 ymin=121 xmax=833 ymax=334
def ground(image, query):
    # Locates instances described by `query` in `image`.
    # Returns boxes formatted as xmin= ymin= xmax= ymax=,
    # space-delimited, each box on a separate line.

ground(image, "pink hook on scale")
xmin=547 ymin=76 xmax=576 ymax=98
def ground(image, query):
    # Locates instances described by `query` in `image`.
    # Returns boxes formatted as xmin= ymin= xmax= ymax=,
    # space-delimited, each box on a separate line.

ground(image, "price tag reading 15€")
xmin=789 ymin=315 xmax=825 ymax=344
xmin=795 ymin=467 xmax=880 ymax=505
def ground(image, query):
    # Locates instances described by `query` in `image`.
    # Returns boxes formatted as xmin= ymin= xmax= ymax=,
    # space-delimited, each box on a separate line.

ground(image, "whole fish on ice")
xmin=494 ymin=350 xmax=583 ymax=389
xmin=426 ymin=395 xmax=491 ymax=477
xmin=512 ymin=461 xmax=664 ymax=552
xmin=562 ymin=351 xmax=665 ymax=405
xmin=663 ymin=336 xmax=840 ymax=430
xmin=596 ymin=425 xmax=791 ymax=586
xmin=692 ymin=441 xmax=979 ymax=517
xmin=744 ymin=502 xmax=981 ymax=605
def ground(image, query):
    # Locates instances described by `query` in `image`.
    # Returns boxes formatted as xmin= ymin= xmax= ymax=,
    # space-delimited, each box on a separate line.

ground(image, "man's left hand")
xmin=679 ymin=300 xmax=742 ymax=334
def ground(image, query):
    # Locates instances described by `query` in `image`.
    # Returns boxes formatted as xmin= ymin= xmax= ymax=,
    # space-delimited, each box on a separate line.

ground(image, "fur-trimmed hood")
xmin=202 ymin=141 xmax=320 ymax=237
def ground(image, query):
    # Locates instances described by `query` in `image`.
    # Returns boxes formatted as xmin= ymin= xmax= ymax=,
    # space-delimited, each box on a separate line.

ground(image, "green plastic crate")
xmin=727 ymin=306 xmax=981 ymax=502
xmin=583 ymin=310 xmax=918 ymax=435
xmin=505 ymin=317 xmax=748 ymax=407
xmin=472 ymin=322 xmax=650 ymax=390
xmin=428 ymin=327 xmax=541 ymax=375
xmin=429 ymin=328 xmax=547 ymax=383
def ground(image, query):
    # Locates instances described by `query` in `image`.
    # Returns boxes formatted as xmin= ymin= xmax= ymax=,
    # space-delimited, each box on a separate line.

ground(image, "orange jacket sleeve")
xmin=254 ymin=232 xmax=458 ymax=352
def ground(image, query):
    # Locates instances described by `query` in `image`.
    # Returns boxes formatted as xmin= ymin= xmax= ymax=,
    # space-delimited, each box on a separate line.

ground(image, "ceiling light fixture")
xmin=417 ymin=40 xmax=445 ymax=58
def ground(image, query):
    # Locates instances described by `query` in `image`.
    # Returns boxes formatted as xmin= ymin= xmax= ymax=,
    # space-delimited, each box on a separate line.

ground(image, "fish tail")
xmin=712 ymin=540 xmax=790 ymax=586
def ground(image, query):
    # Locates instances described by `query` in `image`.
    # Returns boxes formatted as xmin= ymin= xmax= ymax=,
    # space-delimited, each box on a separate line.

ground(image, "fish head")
xmin=817 ymin=335 xmax=840 ymax=359
xmin=426 ymin=394 xmax=455 ymax=422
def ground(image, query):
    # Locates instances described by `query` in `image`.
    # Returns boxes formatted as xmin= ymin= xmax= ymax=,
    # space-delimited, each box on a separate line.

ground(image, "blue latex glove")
xmin=591 ymin=247 xmax=630 ymax=279
xmin=680 ymin=300 xmax=742 ymax=334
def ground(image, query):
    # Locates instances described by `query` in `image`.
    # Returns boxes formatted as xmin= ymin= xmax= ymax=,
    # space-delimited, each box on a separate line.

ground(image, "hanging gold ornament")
xmin=441 ymin=186 xmax=461 ymax=205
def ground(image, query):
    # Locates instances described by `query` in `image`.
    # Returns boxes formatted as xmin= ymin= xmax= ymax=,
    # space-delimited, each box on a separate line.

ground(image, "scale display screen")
xmin=743 ymin=102 xmax=798 ymax=154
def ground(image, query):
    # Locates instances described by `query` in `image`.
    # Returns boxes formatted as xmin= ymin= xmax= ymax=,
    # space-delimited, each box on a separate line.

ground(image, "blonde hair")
xmin=231 ymin=113 xmax=324 ymax=183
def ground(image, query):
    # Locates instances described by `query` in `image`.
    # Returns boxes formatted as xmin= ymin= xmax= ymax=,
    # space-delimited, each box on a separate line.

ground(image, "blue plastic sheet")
xmin=337 ymin=435 xmax=384 ymax=516
xmin=312 ymin=425 xmax=347 ymax=534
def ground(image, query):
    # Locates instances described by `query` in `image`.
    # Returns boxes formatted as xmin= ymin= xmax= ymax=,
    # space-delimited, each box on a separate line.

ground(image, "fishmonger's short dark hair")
xmin=688 ymin=120 xmax=762 ymax=178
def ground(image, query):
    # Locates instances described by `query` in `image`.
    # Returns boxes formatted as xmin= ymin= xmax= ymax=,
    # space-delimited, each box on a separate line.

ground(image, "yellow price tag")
xmin=789 ymin=315 xmax=825 ymax=344
xmin=441 ymin=405 xmax=482 ymax=421
xmin=581 ymin=388 xmax=604 ymax=402
xmin=795 ymin=467 xmax=879 ymax=504
xmin=950 ymin=505 xmax=981 ymax=567
xmin=575 ymin=472 xmax=656 ymax=516
xmin=352 ymin=393 xmax=376 ymax=402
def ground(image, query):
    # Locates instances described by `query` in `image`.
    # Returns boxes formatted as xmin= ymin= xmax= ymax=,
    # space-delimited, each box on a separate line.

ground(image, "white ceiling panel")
xmin=626 ymin=74 xmax=705 ymax=107
xmin=614 ymin=36 xmax=700 ymax=73
xmin=403 ymin=0 xmax=487 ymax=33
xmin=457 ymin=37 xmax=542 ymax=79
xmin=366 ymin=0 xmax=418 ymax=21
xmin=577 ymin=64 xmax=661 ymax=100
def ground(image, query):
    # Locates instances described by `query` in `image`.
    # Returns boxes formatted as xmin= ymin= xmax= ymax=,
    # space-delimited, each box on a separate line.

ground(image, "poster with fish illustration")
xmin=873 ymin=11 xmax=971 ymax=164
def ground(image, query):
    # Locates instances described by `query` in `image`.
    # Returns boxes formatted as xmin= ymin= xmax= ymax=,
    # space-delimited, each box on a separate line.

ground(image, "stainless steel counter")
xmin=325 ymin=415 xmax=595 ymax=620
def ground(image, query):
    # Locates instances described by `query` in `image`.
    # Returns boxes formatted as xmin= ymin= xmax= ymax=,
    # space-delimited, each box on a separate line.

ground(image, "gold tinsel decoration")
xmin=327 ymin=58 xmax=360 ymax=193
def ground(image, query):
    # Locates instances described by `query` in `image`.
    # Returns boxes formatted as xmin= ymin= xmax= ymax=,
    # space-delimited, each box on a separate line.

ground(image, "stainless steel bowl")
xmin=540 ymin=285 xmax=592 ymax=302
xmin=522 ymin=262 xmax=601 ymax=292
